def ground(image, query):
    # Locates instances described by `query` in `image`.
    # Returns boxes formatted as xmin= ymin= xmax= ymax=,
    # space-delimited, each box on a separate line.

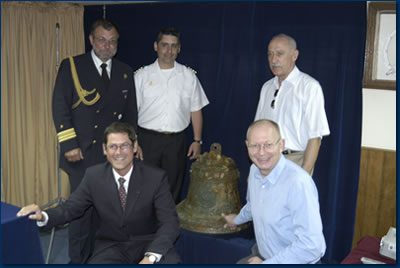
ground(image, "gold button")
xmin=94 ymin=125 xmax=98 ymax=129
xmin=96 ymin=110 xmax=100 ymax=113
xmin=60 ymin=124 xmax=64 ymax=129
xmin=92 ymin=140 xmax=96 ymax=144
xmin=113 ymin=112 xmax=117 ymax=115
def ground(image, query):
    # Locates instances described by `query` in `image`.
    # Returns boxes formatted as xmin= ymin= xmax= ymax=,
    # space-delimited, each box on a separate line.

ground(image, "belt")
xmin=282 ymin=149 xmax=300 ymax=155
xmin=138 ymin=126 xmax=183 ymax=136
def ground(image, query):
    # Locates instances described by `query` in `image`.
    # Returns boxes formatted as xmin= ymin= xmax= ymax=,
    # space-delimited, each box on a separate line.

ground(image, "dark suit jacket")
xmin=45 ymin=160 xmax=179 ymax=257
xmin=52 ymin=52 xmax=138 ymax=177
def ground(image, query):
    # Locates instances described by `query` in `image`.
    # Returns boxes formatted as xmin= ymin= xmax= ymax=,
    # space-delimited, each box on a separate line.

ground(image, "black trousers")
xmin=138 ymin=127 xmax=187 ymax=203
xmin=67 ymin=171 xmax=96 ymax=264
xmin=87 ymin=240 xmax=181 ymax=264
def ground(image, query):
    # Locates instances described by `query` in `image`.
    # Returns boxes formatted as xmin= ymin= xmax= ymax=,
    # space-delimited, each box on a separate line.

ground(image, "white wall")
xmin=362 ymin=88 xmax=396 ymax=150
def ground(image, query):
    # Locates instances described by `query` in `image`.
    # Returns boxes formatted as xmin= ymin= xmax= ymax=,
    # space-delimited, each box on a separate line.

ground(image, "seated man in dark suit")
xmin=17 ymin=122 xmax=180 ymax=264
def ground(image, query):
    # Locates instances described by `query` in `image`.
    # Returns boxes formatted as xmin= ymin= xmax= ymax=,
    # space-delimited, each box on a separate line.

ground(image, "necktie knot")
xmin=118 ymin=177 xmax=126 ymax=186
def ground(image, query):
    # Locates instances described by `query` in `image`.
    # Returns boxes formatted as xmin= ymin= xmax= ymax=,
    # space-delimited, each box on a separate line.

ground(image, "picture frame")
xmin=363 ymin=2 xmax=396 ymax=90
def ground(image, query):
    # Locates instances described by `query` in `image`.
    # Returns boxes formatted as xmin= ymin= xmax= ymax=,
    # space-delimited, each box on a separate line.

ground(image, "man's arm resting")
xmin=16 ymin=204 xmax=46 ymax=222
xmin=302 ymin=137 xmax=321 ymax=174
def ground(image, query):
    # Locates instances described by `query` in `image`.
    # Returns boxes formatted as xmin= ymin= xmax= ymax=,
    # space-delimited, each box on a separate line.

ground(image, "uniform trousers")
xmin=138 ymin=127 xmax=187 ymax=203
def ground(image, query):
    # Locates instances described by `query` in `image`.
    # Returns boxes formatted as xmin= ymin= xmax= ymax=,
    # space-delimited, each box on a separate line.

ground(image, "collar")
xmin=152 ymin=59 xmax=184 ymax=74
xmin=273 ymin=65 xmax=300 ymax=88
xmin=255 ymin=155 xmax=286 ymax=185
xmin=112 ymin=165 xmax=134 ymax=189
xmin=91 ymin=50 xmax=112 ymax=73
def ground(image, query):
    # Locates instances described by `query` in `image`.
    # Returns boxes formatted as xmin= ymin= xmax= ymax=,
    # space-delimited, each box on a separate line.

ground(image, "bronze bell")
xmin=177 ymin=143 xmax=248 ymax=234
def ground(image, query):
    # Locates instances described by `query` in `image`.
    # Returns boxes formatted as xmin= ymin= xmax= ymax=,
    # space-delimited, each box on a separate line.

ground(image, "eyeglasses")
xmin=107 ymin=143 xmax=132 ymax=152
xmin=95 ymin=37 xmax=118 ymax=46
xmin=247 ymin=139 xmax=281 ymax=152
xmin=270 ymin=89 xmax=279 ymax=109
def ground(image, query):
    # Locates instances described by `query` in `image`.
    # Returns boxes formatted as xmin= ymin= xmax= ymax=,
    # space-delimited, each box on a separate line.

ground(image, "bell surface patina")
xmin=177 ymin=143 xmax=248 ymax=234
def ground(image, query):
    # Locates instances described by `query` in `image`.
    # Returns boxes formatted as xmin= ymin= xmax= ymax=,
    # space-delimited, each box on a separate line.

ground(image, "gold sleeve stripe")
xmin=57 ymin=128 xmax=77 ymax=143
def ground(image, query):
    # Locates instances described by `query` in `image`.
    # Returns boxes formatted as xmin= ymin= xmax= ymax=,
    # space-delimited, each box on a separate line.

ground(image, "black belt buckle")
xmin=283 ymin=149 xmax=298 ymax=155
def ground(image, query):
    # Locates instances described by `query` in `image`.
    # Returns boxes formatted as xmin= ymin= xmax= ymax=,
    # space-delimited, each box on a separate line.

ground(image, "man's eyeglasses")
xmin=107 ymin=143 xmax=132 ymax=152
xmin=247 ymin=139 xmax=280 ymax=152
xmin=270 ymin=89 xmax=279 ymax=109
xmin=95 ymin=37 xmax=118 ymax=46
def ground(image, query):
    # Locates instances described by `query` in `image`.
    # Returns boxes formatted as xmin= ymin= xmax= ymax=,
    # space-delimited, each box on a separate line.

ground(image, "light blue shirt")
xmin=234 ymin=155 xmax=326 ymax=264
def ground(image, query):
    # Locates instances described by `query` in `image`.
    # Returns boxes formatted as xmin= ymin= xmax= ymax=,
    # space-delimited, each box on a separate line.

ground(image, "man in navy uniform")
xmin=52 ymin=19 xmax=138 ymax=264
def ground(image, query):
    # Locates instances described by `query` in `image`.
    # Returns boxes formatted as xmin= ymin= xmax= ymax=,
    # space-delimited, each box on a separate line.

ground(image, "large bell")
xmin=177 ymin=143 xmax=248 ymax=234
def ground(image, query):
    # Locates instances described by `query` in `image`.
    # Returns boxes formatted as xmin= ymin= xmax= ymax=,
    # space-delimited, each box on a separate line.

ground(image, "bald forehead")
xmin=247 ymin=120 xmax=279 ymax=140
xmin=269 ymin=36 xmax=296 ymax=51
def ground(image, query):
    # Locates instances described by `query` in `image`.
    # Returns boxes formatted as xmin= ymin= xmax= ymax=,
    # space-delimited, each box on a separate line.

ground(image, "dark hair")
xmin=90 ymin=19 xmax=119 ymax=37
xmin=103 ymin=122 xmax=137 ymax=145
xmin=156 ymin=27 xmax=181 ymax=44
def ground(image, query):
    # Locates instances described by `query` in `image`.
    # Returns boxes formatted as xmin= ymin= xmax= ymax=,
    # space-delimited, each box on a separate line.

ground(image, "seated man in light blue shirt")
xmin=223 ymin=119 xmax=326 ymax=264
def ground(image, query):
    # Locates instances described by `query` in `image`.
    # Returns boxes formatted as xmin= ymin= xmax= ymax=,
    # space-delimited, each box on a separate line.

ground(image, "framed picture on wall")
xmin=363 ymin=2 xmax=396 ymax=90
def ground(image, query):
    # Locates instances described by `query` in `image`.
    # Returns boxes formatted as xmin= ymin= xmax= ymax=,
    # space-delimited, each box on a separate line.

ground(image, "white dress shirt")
xmin=254 ymin=66 xmax=330 ymax=151
xmin=134 ymin=60 xmax=209 ymax=132
xmin=112 ymin=165 xmax=133 ymax=194
xmin=91 ymin=50 xmax=111 ymax=77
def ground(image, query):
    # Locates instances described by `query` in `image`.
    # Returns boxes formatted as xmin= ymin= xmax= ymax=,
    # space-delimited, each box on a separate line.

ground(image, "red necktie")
xmin=118 ymin=177 xmax=127 ymax=210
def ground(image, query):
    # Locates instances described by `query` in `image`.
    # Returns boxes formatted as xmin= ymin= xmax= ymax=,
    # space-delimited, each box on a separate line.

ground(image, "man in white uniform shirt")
xmin=254 ymin=33 xmax=330 ymax=174
xmin=134 ymin=27 xmax=209 ymax=203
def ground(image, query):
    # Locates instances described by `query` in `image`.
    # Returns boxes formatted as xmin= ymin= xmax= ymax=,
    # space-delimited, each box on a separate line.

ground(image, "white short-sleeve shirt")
xmin=254 ymin=66 xmax=330 ymax=151
xmin=134 ymin=60 xmax=209 ymax=132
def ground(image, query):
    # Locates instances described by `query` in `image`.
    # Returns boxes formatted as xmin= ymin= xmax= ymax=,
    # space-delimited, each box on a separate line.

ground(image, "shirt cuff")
xmin=145 ymin=252 xmax=162 ymax=263
xmin=36 ymin=211 xmax=49 ymax=227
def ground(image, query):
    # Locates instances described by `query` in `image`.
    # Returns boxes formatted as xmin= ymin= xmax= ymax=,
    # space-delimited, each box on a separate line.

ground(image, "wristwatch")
xmin=145 ymin=253 xmax=157 ymax=264
xmin=193 ymin=139 xmax=203 ymax=145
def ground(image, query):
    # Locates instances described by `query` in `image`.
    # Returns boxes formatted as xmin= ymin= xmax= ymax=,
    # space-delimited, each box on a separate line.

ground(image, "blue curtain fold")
xmin=84 ymin=1 xmax=366 ymax=263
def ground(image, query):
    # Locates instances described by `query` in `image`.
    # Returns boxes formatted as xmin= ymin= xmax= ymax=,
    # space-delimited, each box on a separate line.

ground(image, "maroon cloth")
xmin=341 ymin=236 xmax=396 ymax=264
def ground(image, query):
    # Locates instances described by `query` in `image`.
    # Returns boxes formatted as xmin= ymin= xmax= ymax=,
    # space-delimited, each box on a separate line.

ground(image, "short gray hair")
xmin=271 ymin=33 xmax=297 ymax=51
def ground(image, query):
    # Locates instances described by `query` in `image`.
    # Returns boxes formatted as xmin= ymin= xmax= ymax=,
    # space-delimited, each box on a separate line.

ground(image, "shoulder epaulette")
xmin=186 ymin=66 xmax=197 ymax=74
xmin=134 ymin=66 xmax=144 ymax=75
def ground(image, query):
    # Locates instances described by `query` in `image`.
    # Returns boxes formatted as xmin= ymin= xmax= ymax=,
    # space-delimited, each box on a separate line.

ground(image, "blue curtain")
xmin=84 ymin=2 xmax=366 ymax=263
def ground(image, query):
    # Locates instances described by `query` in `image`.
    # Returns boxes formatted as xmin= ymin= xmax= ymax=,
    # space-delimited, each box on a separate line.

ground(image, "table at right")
xmin=341 ymin=236 xmax=396 ymax=264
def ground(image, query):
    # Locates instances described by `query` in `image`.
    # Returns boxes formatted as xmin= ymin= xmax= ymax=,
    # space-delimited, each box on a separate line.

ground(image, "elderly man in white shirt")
xmin=134 ymin=27 xmax=209 ymax=203
xmin=254 ymin=33 xmax=330 ymax=175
